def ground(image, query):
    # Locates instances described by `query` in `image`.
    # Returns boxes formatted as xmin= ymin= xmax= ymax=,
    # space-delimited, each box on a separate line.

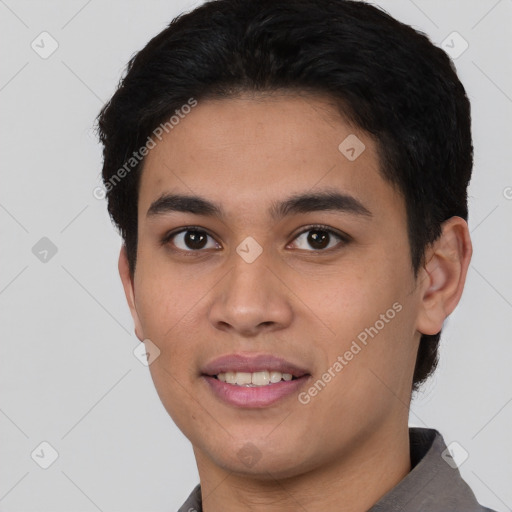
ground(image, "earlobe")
xmin=118 ymin=245 xmax=144 ymax=341
xmin=415 ymin=217 xmax=473 ymax=336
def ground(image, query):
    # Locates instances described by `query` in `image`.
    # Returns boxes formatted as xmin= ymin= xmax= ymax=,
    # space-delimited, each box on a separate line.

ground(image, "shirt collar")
xmin=177 ymin=427 xmax=494 ymax=512
xmin=368 ymin=427 xmax=493 ymax=511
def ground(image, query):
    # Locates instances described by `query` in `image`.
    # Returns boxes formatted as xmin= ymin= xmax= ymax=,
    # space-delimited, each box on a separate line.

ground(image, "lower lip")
xmin=203 ymin=375 xmax=310 ymax=408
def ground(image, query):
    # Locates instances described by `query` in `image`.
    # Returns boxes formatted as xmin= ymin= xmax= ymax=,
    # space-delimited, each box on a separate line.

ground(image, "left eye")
xmin=289 ymin=226 xmax=348 ymax=251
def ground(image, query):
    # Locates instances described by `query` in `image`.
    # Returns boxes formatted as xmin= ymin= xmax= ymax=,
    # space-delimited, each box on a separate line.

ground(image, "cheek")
xmin=295 ymin=266 xmax=393 ymax=344
xmin=133 ymin=266 xmax=210 ymax=393
xmin=322 ymin=297 xmax=417 ymax=416
xmin=134 ymin=252 xmax=208 ymax=335
xmin=302 ymin=257 xmax=416 ymax=393
xmin=134 ymin=271 xmax=210 ymax=431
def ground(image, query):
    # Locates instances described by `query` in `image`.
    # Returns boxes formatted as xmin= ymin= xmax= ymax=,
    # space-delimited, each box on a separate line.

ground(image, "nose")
xmin=208 ymin=250 xmax=294 ymax=337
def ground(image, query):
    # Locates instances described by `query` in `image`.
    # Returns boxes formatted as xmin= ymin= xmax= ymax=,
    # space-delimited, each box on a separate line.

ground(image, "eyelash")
xmin=160 ymin=224 xmax=350 ymax=255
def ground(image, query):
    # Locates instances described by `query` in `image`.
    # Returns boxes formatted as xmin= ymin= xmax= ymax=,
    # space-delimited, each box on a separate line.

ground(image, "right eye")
xmin=162 ymin=227 xmax=221 ymax=253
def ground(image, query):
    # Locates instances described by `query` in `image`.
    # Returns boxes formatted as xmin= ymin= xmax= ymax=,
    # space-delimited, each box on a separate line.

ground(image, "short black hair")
xmin=96 ymin=0 xmax=473 ymax=392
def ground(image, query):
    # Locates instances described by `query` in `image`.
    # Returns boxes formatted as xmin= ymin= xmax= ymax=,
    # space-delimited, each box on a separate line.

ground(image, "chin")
xmin=204 ymin=437 xmax=316 ymax=480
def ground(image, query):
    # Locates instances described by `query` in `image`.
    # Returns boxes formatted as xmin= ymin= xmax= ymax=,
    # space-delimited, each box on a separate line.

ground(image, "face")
xmin=121 ymin=93 xmax=428 ymax=479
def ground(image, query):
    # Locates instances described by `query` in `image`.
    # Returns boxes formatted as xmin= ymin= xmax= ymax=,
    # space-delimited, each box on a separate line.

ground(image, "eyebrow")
xmin=146 ymin=188 xmax=373 ymax=220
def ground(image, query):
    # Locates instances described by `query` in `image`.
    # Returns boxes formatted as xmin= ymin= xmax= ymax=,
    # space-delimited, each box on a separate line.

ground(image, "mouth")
xmin=213 ymin=370 xmax=300 ymax=386
xmin=201 ymin=353 xmax=311 ymax=408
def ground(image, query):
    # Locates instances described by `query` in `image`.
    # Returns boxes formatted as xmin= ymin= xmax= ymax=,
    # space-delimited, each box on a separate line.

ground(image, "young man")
xmin=96 ymin=0 xmax=496 ymax=510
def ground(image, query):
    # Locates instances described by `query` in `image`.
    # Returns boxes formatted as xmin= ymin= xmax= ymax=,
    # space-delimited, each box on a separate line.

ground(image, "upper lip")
xmin=202 ymin=353 xmax=310 ymax=378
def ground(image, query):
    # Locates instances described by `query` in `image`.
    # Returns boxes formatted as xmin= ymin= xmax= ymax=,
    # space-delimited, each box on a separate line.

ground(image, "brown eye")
xmin=183 ymin=230 xmax=208 ymax=249
xmin=290 ymin=225 xmax=348 ymax=251
xmin=308 ymin=229 xmax=330 ymax=249
xmin=165 ymin=228 xmax=220 ymax=251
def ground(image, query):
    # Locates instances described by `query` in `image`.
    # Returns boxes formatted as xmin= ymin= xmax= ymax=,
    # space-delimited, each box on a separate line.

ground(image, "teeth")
xmin=225 ymin=371 xmax=237 ymax=384
xmin=216 ymin=371 xmax=295 ymax=386
xmin=252 ymin=371 xmax=270 ymax=386
xmin=269 ymin=371 xmax=282 ymax=383
xmin=235 ymin=372 xmax=252 ymax=385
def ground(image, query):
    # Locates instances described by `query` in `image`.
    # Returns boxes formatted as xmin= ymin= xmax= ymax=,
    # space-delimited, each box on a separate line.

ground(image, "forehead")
xmin=137 ymin=93 xmax=404 ymax=225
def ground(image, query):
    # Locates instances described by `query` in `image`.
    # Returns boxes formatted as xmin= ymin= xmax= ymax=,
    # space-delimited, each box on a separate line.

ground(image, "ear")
xmin=415 ymin=216 xmax=473 ymax=336
xmin=118 ymin=245 xmax=144 ymax=341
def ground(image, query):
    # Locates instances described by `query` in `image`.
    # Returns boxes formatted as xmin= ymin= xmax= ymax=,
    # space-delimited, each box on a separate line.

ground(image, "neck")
xmin=194 ymin=420 xmax=412 ymax=512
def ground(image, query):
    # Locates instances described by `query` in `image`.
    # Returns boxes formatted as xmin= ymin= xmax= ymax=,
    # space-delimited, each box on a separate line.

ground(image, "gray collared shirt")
xmin=177 ymin=427 xmax=496 ymax=512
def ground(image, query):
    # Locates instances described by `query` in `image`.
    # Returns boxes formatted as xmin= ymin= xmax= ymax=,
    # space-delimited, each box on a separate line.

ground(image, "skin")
xmin=119 ymin=92 xmax=472 ymax=512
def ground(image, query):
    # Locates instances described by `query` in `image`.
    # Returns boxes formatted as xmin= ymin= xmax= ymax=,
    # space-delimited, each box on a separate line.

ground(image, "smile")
xmin=215 ymin=370 xmax=297 ymax=386
xmin=201 ymin=353 xmax=311 ymax=407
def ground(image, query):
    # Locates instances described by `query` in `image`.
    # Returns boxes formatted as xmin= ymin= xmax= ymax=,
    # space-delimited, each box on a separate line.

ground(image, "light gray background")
xmin=1 ymin=0 xmax=511 ymax=511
